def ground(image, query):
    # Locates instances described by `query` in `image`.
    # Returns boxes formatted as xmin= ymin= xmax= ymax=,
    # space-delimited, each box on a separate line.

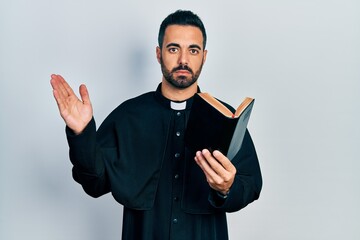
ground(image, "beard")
xmin=160 ymin=57 xmax=204 ymax=89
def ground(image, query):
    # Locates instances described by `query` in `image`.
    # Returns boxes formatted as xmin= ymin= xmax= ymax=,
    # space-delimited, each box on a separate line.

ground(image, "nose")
xmin=178 ymin=49 xmax=189 ymax=65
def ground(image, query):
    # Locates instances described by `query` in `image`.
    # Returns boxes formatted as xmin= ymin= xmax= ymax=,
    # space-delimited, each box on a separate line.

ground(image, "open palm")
xmin=50 ymin=74 xmax=93 ymax=134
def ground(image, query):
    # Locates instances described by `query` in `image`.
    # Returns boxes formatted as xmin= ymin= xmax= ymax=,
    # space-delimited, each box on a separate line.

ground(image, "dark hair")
xmin=158 ymin=10 xmax=207 ymax=49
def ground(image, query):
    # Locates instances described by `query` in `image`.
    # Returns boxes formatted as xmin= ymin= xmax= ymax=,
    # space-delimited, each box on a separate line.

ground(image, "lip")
xmin=175 ymin=70 xmax=190 ymax=74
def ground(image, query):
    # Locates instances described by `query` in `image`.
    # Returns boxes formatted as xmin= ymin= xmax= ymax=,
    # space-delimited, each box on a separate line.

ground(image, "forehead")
xmin=163 ymin=25 xmax=203 ymax=47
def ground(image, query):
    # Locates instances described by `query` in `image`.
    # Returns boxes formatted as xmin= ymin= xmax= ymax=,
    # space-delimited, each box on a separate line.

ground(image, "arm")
xmin=66 ymin=118 xmax=110 ymax=197
xmin=51 ymin=74 xmax=109 ymax=197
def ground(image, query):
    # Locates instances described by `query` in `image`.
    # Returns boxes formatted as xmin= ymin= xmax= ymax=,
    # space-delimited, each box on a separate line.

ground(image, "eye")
xmin=168 ymin=48 xmax=178 ymax=53
xmin=189 ymin=49 xmax=199 ymax=55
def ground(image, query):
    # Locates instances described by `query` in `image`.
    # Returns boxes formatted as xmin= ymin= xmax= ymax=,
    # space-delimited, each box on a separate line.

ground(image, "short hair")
xmin=158 ymin=10 xmax=207 ymax=50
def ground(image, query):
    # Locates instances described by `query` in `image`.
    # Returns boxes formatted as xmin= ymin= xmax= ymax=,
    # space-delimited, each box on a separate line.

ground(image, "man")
xmin=50 ymin=10 xmax=262 ymax=240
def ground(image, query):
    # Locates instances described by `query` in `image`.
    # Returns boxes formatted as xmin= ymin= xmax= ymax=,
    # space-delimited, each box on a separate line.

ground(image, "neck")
xmin=161 ymin=78 xmax=198 ymax=101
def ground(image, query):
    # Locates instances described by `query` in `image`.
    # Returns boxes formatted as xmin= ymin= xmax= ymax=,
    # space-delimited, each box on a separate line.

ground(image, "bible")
xmin=185 ymin=93 xmax=254 ymax=160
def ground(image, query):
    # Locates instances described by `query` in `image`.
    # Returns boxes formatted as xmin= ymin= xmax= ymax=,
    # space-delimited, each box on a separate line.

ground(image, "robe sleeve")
xmin=66 ymin=118 xmax=111 ymax=198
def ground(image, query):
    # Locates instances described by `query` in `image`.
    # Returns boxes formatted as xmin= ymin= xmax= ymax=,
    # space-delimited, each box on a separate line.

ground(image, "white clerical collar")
xmin=170 ymin=101 xmax=187 ymax=110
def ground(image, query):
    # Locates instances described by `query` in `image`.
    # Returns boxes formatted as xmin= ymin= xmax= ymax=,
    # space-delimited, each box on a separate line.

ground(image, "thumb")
xmin=79 ymin=84 xmax=91 ymax=105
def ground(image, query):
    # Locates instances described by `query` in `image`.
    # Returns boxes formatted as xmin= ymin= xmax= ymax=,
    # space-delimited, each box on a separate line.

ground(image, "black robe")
xmin=66 ymin=84 xmax=262 ymax=239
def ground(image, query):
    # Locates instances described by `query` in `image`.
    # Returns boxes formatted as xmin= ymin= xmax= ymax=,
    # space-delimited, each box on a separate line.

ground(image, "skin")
xmin=50 ymin=24 xmax=235 ymax=196
xmin=50 ymin=75 xmax=92 ymax=135
xmin=156 ymin=25 xmax=206 ymax=101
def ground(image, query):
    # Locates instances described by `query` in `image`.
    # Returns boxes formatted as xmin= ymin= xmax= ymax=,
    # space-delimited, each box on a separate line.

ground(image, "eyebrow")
xmin=165 ymin=43 xmax=202 ymax=50
xmin=166 ymin=43 xmax=180 ymax=48
xmin=189 ymin=44 xmax=202 ymax=50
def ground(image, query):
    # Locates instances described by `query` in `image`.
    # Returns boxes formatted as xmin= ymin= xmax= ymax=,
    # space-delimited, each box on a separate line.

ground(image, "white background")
xmin=1 ymin=0 xmax=359 ymax=239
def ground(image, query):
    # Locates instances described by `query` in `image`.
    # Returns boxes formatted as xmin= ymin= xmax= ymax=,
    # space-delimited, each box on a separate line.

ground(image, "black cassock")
xmin=66 ymin=84 xmax=262 ymax=240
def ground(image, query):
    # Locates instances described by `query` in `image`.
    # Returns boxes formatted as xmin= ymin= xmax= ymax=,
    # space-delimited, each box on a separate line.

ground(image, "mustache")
xmin=171 ymin=65 xmax=193 ymax=74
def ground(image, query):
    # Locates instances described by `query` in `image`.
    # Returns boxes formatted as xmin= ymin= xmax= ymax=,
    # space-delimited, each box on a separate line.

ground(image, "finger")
xmin=57 ymin=74 xmax=76 ymax=97
xmin=201 ymin=149 xmax=236 ymax=181
xmin=195 ymin=152 xmax=225 ymax=192
xmin=201 ymin=150 xmax=236 ymax=191
xmin=212 ymin=150 xmax=235 ymax=171
xmin=51 ymin=86 xmax=62 ymax=105
xmin=50 ymin=74 xmax=69 ymax=100
xmin=50 ymin=75 xmax=77 ymax=116
xmin=50 ymin=76 xmax=66 ymax=110
xmin=201 ymin=149 xmax=227 ymax=175
xmin=50 ymin=74 xmax=61 ymax=92
xmin=195 ymin=151 xmax=221 ymax=180
xmin=79 ymin=84 xmax=91 ymax=105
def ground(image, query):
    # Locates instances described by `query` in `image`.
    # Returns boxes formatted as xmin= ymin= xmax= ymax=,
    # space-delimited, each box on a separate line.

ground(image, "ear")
xmin=203 ymin=49 xmax=208 ymax=64
xmin=156 ymin=46 xmax=161 ymax=64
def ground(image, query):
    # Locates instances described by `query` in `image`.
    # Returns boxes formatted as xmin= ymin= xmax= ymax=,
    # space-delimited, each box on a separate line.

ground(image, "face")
xmin=157 ymin=25 xmax=207 ymax=89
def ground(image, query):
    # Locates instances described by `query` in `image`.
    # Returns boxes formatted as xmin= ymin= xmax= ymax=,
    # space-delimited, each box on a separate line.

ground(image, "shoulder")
xmin=103 ymin=90 xmax=164 ymax=122
xmin=114 ymin=91 xmax=156 ymax=112
xmin=121 ymin=91 xmax=155 ymax=107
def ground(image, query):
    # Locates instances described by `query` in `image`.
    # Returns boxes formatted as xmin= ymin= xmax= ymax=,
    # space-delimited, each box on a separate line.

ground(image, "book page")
xmin=198 ymin=93 xmax=234 ymax=118
xmin=234 ymin=97 xmax=254 ymax=117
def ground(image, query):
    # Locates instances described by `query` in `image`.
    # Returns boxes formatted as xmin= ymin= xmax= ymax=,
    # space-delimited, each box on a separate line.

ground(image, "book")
xmin=185 ymin=93 xmax=254 ymax=160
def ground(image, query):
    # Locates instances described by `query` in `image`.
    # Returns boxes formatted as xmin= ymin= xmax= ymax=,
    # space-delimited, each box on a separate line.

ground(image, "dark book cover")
xmin=185 ymin=93 xmax=254 ymax=160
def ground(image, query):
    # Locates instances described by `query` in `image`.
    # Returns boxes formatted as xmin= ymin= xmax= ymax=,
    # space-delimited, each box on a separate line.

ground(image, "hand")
xmin=194 ymin=149 xmax=236 ymax=195
xmin=50 ymin=74 xmax=93 ymax=134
